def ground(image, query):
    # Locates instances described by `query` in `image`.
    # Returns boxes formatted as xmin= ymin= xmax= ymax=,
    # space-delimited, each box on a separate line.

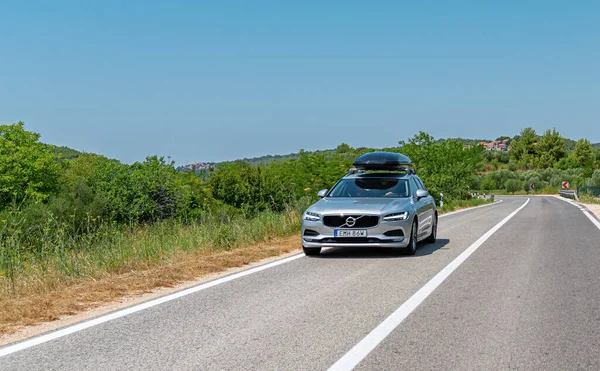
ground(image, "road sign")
xmin=529 ymin=183 xmax=535 ymax=190
xmin=562 ymin=181 xmax=569 ymax=189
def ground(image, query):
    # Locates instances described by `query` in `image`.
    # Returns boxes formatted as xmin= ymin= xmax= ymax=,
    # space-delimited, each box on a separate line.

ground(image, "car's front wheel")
xmin=405 ymin=219 xmax=418 ymax=255
xmin=303 ymin=247 xmax=321 ymax=256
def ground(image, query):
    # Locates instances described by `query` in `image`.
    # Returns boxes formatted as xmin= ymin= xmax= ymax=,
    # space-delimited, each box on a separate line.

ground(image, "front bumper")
xmin=301 ymin=217 xmax=412 ymax=249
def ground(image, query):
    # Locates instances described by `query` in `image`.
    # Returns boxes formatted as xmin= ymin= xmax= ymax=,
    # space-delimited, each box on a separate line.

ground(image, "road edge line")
xmin=327 ymin=198 xmax=530 ymax=371
xmin=0 ymin=253 xmax=305 ymax=358
xmin=553 ymin=195 xmax=600 ymax=231
xmin=439 ymin=199 xmax=503 ymax=218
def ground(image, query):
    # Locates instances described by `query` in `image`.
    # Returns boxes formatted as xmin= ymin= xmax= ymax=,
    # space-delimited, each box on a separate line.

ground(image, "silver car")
xmin=301 ymin=152 xmax=437 ymax=256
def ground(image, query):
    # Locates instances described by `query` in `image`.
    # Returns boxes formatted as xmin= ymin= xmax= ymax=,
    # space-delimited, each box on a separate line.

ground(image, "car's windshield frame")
xmin=327 ymin=177 xmax=410 ymax=198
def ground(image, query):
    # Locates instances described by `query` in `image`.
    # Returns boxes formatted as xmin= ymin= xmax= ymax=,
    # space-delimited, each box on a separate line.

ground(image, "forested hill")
xmin=221 ymin=149 xmax=335 ymax=165
xmin=50 ymin=145 xmax=83 ymax=161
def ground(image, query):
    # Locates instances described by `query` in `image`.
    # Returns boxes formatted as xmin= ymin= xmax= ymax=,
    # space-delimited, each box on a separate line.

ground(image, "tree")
xmin=399 ymin=132 xmax=483 ymax=200
xmin=0 ymin=122 xmax=61 ymax=208
xmin=511 ymin=127 xmax=537 ymax=167
xmin=554 ymin=156 xmax=580 ymax=170
xmin=335 ymin=143 xmax=352 ymax=153
xmin=573 ymin=138 xmax=594 ymax=168
xmin=591 ymin=170 xmax=600 ymax=186
xmin=504 ymin=179 xmax=521 ymax=194
xmin=535 ymin=128 xmax=566 ymax=168
xmin=480 ymin=176 xmax=497 ymax=191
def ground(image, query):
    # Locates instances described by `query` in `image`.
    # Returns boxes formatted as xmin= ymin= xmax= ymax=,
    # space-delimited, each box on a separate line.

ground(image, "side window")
xmin=409 ymin=178 xmax=419 ymax=196
xmin=416 ymin=177 xmax=426 ymax=190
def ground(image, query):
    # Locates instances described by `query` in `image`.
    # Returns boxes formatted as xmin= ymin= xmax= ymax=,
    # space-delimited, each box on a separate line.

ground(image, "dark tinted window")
xmin=328 ymin=178 xmax=409 ymax=198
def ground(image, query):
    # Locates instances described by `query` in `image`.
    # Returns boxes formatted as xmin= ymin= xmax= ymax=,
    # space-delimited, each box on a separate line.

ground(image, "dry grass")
xmin=0 ymin=236 xmax=299 ymax=336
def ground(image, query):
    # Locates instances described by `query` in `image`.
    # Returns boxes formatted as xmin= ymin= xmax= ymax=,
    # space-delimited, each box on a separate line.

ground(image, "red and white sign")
xmin=562 ymin=181 xmax=569 ymax=189
xmin=529 ymin=183 xmax=535 ymax=190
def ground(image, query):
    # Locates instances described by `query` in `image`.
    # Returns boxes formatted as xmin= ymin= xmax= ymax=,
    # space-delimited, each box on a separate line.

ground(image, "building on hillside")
xmin=478 ymin=139 xmax=510 ymax=151
xmin=181 ymin=162 xmax=216 ymax=172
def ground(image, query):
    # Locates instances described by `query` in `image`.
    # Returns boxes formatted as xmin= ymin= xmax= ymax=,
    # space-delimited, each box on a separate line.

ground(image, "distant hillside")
xmin=48 ymin=145 xmax=83 ymax=161
xmin=436 ymin=137 xmax=490 ymax=147
xmin=217 ymin=148 xmax=338 ymax=166
xmin=180 ymin=137 xmax=600 ymax=169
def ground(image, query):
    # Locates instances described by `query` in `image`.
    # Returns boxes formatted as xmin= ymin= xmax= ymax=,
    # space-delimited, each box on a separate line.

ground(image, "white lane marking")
xmin=439 ymin=199 xmax=503 ymax=218
xmin=554 ymin=196 xmax=600 ymax=231
xmin=328 ymin=198 xmax=530 ymax=371
xmin=0 ymin=253 xmax=305 ymax=358
xmin=0 ymin=198 xmax=510 ymax=357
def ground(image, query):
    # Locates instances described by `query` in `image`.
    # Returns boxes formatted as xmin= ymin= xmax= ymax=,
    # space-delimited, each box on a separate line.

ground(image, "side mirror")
xmin=416 ymin=189 xmax=429 ymax=200
xmin=317 ymin=189 xmax=328 ymax=198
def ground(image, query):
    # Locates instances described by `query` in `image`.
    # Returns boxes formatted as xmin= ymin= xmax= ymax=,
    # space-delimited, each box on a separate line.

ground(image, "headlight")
xmin=303 ymin=212 xmax=321 ymax=221
xmin=383 ymin=212 xmax=409 ymax=221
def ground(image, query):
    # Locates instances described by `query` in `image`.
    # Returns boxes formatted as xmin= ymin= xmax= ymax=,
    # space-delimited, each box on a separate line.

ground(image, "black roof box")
xmin=352 ymin=152 xmax=413 ymax=171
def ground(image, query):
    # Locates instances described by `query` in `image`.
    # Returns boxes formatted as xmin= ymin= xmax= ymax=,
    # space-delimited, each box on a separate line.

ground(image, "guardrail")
xmin=559 ymin=190 xmax=578 ymax=200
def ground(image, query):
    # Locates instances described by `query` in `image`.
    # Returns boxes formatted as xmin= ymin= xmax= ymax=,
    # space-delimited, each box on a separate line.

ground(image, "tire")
xmin=303 ymin=247 xmax=321 ymax=256
xmin=405 ymin=219 xmax=418 ymax=255
xmin=425 ymin=214 xmax=437 ymax=244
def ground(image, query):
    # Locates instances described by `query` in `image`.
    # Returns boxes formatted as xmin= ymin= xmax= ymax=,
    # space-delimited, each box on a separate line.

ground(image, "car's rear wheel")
xmin=425 ymin=214 xmax=437 ymax=244
xmin=303 ymin=247 xmax=321 ymax=256
xmin=405 ymin=219 xmax=418 ymax=255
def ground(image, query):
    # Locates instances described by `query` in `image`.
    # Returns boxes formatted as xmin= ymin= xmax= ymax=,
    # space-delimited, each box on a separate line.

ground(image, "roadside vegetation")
xmin=472 ymin=127 xmax=600 ymax=195
xmin=0 ymin=121 xmax=596 ymax=334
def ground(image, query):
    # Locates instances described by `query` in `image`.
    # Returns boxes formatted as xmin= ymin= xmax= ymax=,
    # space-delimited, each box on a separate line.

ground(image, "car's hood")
xmin=307 ymin=197 xmax=413 ymax=215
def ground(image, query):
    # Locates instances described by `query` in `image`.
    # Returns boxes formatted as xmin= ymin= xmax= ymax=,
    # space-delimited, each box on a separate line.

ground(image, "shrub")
xmin=504 ymin=179 xmax=521 ymax=193
xmin=480 ymin=176 xmax=497 ymax=191
xmin=591 ymin=170 xmax=600 ymax=186
xmin=0 ymin=122 xmax=62 ymax=209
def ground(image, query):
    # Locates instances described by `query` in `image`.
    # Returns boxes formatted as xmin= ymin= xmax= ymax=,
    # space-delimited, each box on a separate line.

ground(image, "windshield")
xmin=328 ymin=178 xmax=409 ymax=198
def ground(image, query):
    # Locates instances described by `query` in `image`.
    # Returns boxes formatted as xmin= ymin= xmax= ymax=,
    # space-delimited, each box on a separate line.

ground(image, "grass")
xmin=578 ymin=194 xmax=600 ymax=205
xmin=0 ymin=203 xmax=308 ymax=296
xmin=0 ymin=196 xmax=491 ymax=336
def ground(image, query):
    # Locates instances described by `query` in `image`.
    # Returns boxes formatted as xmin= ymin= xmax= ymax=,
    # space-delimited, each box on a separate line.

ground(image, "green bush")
xmin=480 ymin=176 xmax=497 ymax=191
xmin=0 ymin=122 xmax=62 ymax=208
xmin=398 ymin=132 xmax=482 ymax=201
xmin=504 ymin=179 xmax=521 ymax=193
xmin=591 ymin=170 xmax=600 ymax=186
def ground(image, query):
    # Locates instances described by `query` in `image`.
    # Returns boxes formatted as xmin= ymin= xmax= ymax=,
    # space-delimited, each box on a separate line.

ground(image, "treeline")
xmin=474 ymin=127 xmax=600 ymax=193
xmin=1 ymin=123 xmax=482 ymax=232
xmin=479 ymin=127 xmax=599 ymax=173
xmin=3 ymin=122 xmax=598 ymax=245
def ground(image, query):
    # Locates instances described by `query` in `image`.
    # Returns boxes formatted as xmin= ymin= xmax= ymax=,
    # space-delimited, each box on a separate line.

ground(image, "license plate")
xmin=334 ymin=230 xmax=367 ymax=237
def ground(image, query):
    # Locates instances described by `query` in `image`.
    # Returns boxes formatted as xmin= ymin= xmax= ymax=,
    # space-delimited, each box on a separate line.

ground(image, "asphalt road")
xmin=2 ymin=196 xmax=600 ymax=370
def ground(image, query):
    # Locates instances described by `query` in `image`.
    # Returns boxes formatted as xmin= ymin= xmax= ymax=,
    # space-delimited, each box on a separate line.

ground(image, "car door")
xmin=416 ymin=176 xmax=435 ymax=235
xmin=410 ymin=177 xmax=429 ymax=238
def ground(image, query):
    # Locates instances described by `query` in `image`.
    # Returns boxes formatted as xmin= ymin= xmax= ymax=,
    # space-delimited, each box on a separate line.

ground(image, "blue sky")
xmin=1 ymin=1 xmax=599 ymax=164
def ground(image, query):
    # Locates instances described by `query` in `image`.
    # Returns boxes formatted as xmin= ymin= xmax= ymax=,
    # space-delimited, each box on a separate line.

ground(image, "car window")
xmin=409 ymin=178 xmax=419 ymax=196
xmin=416 ymin=177 xmax=426 ymax=190
xmin=328 ymin=178 xmax=409 ymax=198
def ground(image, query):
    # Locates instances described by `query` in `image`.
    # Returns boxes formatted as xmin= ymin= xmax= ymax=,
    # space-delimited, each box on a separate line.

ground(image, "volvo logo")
xmin=346 ymin=216 xmax=356 ymax=227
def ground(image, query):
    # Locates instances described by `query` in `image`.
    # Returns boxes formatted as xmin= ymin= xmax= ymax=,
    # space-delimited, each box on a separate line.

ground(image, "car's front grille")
xmin=323 ymin=215 xmax=379 ymax=229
